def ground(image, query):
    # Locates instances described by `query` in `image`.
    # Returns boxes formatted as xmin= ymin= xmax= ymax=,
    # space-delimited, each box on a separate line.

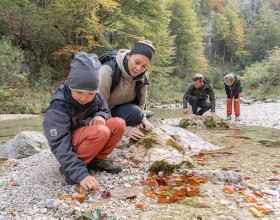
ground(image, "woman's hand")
xmin=140 ymin=119 xmax=154 ymax=131
xmin=80 ymin=175 xmax=100 ymax=191
xmin=125 ymin=127 xmax=144 ymax=140
xmin=89 ymin=116 xmax=105 ymax=125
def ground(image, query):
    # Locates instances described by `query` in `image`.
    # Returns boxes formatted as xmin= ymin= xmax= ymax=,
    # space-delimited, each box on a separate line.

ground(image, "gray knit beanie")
xmin=224 ymin=73 xmax=235 ymax=86
xmin=68 ymin=52 xmax=101 ymax=92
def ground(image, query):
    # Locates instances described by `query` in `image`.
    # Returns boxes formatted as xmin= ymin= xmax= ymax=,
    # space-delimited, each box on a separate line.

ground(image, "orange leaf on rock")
xmin=58 ymin=194 xmax=73 ymax=200
xmin=175 ymin=188 xmax=187 ymax=196
xmin=132 ymin=202 xmax=147 ymax=210
xmin=248 ymin=207 xmax=263 ymax=217
xmin=254 ymin=205 xmax=270 ymax=214
xmin=170 ymin=194 xmax=186 ymax=202
xmin=157 ymin=197 xmax=171 ymax=203
xmin=223 ymin=187 xmax=235 ymax=194
xmin=160 ymin=185 xmax=171 ymax=191
xmin=153 ymin=189 xmax=167 ymax=196
xmin=253 ymin=191 xmax=264 ymax=197
xmin=75 ymin=193 xmax=86 ymax=203
xmin=243 ymin=197 xmax=258 ymax=203
xmin=144 ymin=191 xmax=155 ymax=198
xmin=186 ymin=186 xmax=200 ymax=197
xmin=155 ymin=178 xmax=167 ymax=186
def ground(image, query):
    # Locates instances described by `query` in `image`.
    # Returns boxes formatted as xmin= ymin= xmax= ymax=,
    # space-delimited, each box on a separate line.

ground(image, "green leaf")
xmin=81 ymin=211 xmax=95 ymax=220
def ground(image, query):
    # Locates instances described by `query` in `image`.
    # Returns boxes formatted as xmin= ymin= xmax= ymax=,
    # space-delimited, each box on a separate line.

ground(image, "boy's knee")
xmin=108 ymin=117 xmax=126 ymax=131
xmin=88 ymin=126 xmax=110 ymax=140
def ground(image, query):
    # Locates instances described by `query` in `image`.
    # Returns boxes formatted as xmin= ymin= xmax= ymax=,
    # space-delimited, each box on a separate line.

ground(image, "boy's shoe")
xmin=59 ymin=166 xmax=75 ymax=185
xmin=87 ymin=158 xmax=122 ymax=174
xmin=226 ymin=115 xmax=231 ymax=120
xmin=235 ymin=115 xmax=241 ymax=121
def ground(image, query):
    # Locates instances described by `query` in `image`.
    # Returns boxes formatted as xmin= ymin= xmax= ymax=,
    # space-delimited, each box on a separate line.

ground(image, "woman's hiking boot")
xmin=87 ymin=158 xmax=122 ymax=174
xmin=226 ymin=115 xmax=231 ymax=120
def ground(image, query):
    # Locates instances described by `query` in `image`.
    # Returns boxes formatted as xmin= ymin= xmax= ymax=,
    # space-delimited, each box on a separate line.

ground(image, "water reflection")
xmin=0 ymin=116 xmax=43 ymax=145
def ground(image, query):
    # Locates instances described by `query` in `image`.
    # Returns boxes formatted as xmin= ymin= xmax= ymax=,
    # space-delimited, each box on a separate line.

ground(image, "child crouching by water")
xmin=43 ymin=52 xmax=125 ymax=191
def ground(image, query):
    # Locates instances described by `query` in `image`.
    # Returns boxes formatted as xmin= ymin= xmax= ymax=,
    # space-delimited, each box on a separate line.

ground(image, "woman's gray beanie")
xmin=68 ymin=52 xmax=101 ymax=92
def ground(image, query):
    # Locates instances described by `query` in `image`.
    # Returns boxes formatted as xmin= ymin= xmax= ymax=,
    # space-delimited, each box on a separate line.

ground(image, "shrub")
xmin=243 ymin=47 xmax=280 ymax=98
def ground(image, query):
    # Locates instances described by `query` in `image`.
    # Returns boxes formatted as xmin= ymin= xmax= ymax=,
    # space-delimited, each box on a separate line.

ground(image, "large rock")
xmin=123 ymin=127 xmax=195 ymax=170
xmin=123 ymin=125 xmax=222 ymax=170
xmin=160 ymin=125 xmax=222 ymax=156
xmin=0 ymin=131 xmax=49 ymax=159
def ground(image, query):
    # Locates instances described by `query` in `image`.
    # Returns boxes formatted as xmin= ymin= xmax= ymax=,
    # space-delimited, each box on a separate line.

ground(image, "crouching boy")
xmin=43 ymin=52 xmax=126 ymax=191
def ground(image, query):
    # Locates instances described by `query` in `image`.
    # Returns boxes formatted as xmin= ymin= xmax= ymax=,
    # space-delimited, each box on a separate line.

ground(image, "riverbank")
xmin=0 ymin=114 xmax=38 ymax=121
xmin=154 ymin=100 xmax=280 ymax=130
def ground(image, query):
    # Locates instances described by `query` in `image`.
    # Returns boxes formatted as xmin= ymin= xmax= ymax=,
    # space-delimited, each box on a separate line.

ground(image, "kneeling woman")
xmin=99 ymin=40 xmax=155 ymax=140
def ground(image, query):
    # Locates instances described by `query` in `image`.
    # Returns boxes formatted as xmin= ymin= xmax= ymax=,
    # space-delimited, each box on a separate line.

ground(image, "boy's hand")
xmin=89 ymin=116 xmax=105 ymax=125
xmin=80 ymin=175 xmax=100 ymax=191
xmin=140 ymin=120 xmax=154 ymax=131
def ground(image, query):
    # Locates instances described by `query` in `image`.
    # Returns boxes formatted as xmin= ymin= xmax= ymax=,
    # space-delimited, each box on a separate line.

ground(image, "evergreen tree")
xmin=167 ymin=0 xmax=208 ymax=77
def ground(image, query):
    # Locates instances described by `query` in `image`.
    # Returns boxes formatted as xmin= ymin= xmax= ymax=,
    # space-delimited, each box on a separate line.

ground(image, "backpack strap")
xmin=103 ymin=59 xmax=121 ymax=92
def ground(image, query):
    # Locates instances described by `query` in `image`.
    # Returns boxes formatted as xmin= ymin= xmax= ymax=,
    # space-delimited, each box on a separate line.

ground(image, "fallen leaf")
xmin=11 ymin=182 xmax=20 ymax=186
xmin=144 ymin=191 xmax=155 ymax=198
xmin=274 ymin=165 xmax=280 ymax=168
xmin=223 ymin=187 xmax=235 ymax=194
xmin=248 ymin=207 xmax=263 ymax=217
xmin=132 ymin=202 xmax=147 ymax=210
xmin=75 ymin=184 xmax=84 ymax=193
xmin=101 ymin=191 xmax=111 ymax=198
xmin=253 ymin=191 xmax=264 ymax=197
xmin=186 ymin=186 xmax=200 ymax=197
xmin=254 ymin=205 xmax=270 ymax=214
xmin=126 ymin=194 xmax=137 ymax=200
xmin=58 ymin=194 xmax=73 ymax=200
xmin=243 ymin=197 xmax=258 ymax=203
xmin=157 ymin=197 xmax=171 ymax=203
xmin=175 ymin=188 xmax=187 ymax=196
xmin=170 ymin=194 xmax=186 ymax=202
xmin=75 ymin=193 xmax=86 ymax=203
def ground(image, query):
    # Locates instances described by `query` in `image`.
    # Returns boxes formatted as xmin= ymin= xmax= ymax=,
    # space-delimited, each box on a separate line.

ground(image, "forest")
xmin=0 ymin=0 xmax=280 ymax=114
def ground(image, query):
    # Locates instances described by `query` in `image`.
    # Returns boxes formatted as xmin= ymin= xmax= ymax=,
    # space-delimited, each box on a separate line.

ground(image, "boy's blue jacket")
xmin=224 ymin=75 xmax=243 ymax=99
xmin=43 ymin=81 xmax=111 ymax=184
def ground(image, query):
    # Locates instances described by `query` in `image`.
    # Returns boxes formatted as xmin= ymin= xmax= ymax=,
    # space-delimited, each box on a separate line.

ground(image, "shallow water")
xmin=0 ymin=116 xmax=43 ymax=145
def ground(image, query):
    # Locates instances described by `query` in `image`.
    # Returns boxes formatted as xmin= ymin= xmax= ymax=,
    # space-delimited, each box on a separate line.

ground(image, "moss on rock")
xmin=136 ymin=131 xmax=158 ymax=149
xmin=166 ymin=139 xmax=184 ymax=154
xmin=148 ymin=160 xmax=178 ymax=173
xmin=203 ymin=117 xmax=217 ymax=128
xmin=179 ymin=118 xmax=191 ymax=128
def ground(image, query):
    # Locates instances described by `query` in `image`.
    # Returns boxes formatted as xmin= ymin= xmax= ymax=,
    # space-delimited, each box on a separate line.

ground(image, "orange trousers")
xmin=71 ymin=117 xmax=125 ymax=164
xmin=226 ymin=93 xmax=241 ymax=116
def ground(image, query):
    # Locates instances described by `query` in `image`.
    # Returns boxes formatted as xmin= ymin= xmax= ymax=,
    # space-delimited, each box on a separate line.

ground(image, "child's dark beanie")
xmin=68 ymin=52 xmax=101 ymax=92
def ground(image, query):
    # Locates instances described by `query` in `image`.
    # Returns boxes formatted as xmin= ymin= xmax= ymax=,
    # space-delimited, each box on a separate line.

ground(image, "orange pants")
xmin=71 ymin=117 xmax=125 ymax=164
xmin=226 ymin=93 xmax=241 ymax=116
